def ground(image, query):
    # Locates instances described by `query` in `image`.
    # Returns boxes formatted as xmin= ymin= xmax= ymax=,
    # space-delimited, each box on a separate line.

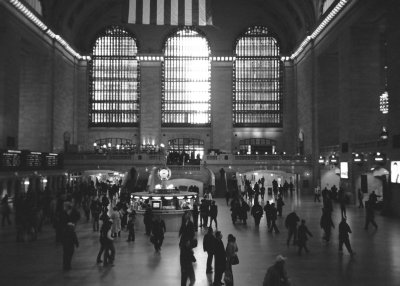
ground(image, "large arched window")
xmin=233 ymin=26 xmax=283 ymax=127
xmin=89 ymin=26 xmax=140 ymax=127
xmin=162 ymin=28 xmax=211 ymax=127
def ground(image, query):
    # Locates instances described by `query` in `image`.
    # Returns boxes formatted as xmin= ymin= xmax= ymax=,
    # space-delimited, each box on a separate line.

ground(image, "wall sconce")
xmin=374 ymin=152 xmax=386 ymax=164
xmin=379 ymin=126 xmax=389 ymax=141
xmin=329 ymin=154 xmax=338 ymax=165
xmin=318 ymin=156 xmax=325 ymax=164
xmin=352 ymin=153 xmax=364 ymax=165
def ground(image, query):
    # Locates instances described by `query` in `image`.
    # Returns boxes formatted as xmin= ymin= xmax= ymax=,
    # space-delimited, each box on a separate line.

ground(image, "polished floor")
xmin=1 ymin=193 xmax=400 ymax=286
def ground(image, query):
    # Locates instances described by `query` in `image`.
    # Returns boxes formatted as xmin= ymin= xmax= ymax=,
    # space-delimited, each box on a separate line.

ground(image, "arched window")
xmin=89 ymin=26 xmax=140 ymax=127
xmin=233 ymin=26 xmax=283 ymax=127
xmin=162 ymin=28 xmax=211 ymax=127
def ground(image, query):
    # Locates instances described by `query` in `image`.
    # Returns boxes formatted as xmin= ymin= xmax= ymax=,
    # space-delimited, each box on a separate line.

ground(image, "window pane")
xmin=162 ymin=28 xmax=211 ymax=127
xmin=89 ymin=26 xmax=140 ymax=127
xmin=233 ymin=26 xmax=283 ymax=127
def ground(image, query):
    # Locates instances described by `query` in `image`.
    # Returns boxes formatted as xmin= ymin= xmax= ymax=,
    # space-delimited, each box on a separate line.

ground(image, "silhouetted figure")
xmin=358 ymin=189 xmax=364 ymax=208
xmin=285 ymin=211 xmax=300 ymax=246
xmin=203 ymin=227 xmax=215 ymax=273
xmin=364 ymin=200 xmax=378 ymax=230
xmin=62 ymin=223 xmax=79 ymax=270
xmin=268 ymin=203 xmax=279 ymax=234
xmin=151 ymin=215 xmax=166 ymax=252
xmin=276 ymin=196 xmax=285 ymax=217
xmin=338 ymin=218 xmax=355 ymax=256
xmin=320 ymin=207 xmax=334 ymax=242
xmin=297 ymin=219 xmax=312 ymax=255
xmin=263 ymin=255 xmax=290 ymax=286
xmin=143 ymin=207 xmax=153 ymax=235
xmin=251 ymin=200 xmax=263 ymax=226
xmin=212 ymin=231 xmax=226 ymax=286
xmin=1 ymin=195 xmax=11 ymax=226
xmin=180 ymin=239 xmax=195 ymax=286
xmin=264 ymin=201 xmax=272 ymax=229
xmin=209 ymin=200 xmax=218 ymax=229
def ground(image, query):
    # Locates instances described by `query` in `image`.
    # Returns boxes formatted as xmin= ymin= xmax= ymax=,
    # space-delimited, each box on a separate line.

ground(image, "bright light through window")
xmin=162 ymin=28 xmax=211 ymax=126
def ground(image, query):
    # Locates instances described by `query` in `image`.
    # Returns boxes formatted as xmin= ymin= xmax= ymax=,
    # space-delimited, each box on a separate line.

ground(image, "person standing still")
xmin=364 ymin=199 xmax=378 ymax=230
xmin=251 ymin=200 xmax=264 ymax=226
xmin=212 ymin=231 xmax=226 ymax=286
xmin=209 ymin=200 xmax=218 ymax=229
xmin=203 ymin=227 xmax=215 ymax=273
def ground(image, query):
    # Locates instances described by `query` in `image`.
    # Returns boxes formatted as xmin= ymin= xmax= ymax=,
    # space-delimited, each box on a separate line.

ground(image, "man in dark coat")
xmin=285 ymin=211 xmax=300 ymax=246
xmin=268 ymin=203 xmax=279 ymax=233
xmin=338 ymin=217 xmax=355 ymax=256
xmin=209 ymin=200 xmax=218 ymax=229
xmin=364 ymin=199 xmax=378 ymax=230
xmin=151 ymin=215 xmax=166 ymax=252
xmin=263 ymin=255 xmax=290 ymax=286
xmin=180 ymin=240 xmax=196 ymax=286
xmin=212 ymin=231 xmax=226 ymax=286
xmin=203 ymin=227 xmax=215 ymax=273
xmin=320 ymin=207 xmax=334 ymax=242
xmin=62 ymin=223 xmax=79 ymax=270
xmin=297 ymin=219 xmax=312 ymax=255
xmin=264 ymin=201 xmax=272 ymax=229
xmin=143 ymin=207 xmax=153 ymax=235
xmin=251 ymin=200 xmax=263 ymax=226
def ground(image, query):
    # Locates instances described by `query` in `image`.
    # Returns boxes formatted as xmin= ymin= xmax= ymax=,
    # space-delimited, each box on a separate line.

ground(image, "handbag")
xmin=230 ymin=254 xmax=239 ymax=265
xmin=224 ymin=269 xmax=233 ymax=284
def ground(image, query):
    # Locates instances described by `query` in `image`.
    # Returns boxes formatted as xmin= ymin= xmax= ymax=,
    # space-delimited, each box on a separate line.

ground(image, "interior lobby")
xmin=1 ymin=0 xmax=400 ymax=285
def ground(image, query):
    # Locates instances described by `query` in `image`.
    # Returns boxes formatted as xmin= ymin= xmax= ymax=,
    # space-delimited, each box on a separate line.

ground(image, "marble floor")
xmin=1 ymin=193 xmax=400 ymax=286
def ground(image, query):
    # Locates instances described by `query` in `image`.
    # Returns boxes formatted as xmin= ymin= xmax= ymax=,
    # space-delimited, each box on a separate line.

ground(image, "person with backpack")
xmin=263 ymin=255 xmax=290 ymax=286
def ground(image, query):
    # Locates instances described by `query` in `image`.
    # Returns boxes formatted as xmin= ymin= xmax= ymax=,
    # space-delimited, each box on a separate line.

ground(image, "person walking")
xmin=297 ymin=219 xmax=312 ymax=255
xmin=338 ymin=218 xmax=355 ymax=256
xmin=62 ymin=222 xmax=79 ymax=270
xmin=200 ymin=199 xmax=209 ymax=228
xmin=151 ymin=215 xmax=166 ymax=253
xmin=180 ymin=239 xmax=196 ymax=286
xmin=276 ymin=195 xmax=285 ymax=217
xmin=338 ymin=187 xmax=347 ymax=218
xmin=212 ymin=231 xmax=226 ymax=286
xmin=314 ymin=186 xmax=321 ymax=202
xmin=357 ymin=189 xmax=364 ymax=208
xmin=1 ymin=194 xmax=12 ymax=227
xmin=126 ymin=211 xmax=136 ymax=242
xmin=143 ymin=206 xmax=153 ymax=235
xmin=268 ymin=203 xmax=279 ymax=234
xmin=263 ymin=255 xmax=290 ymax=286
xmin=209 ymin=200 xmax=218 ymax=229
xmin=203 ymin=227 xmax=215 ymax=274
xmin=264 ymin=201 xmax=272 ymax=229
xmin=364 ymin=199 xmax=378 ymax=230
xmin=320 ymin=207 xmax=334 ymax=242
xmin=285 ymin=211 xmax=300 ymax=246
xmin=179 ymin=211 xmax=196 ymax=262
xmin=251 ymin=200 xmax=263 ymax=227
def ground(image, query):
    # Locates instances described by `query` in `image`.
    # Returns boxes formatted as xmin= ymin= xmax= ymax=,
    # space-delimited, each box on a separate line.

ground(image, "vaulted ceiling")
xmin=39 ymin=0 xmax=321 ymax=54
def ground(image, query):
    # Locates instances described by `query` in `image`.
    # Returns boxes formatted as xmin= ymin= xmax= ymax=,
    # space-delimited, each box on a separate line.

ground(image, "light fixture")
xmin=318 ymin=156 xmax=325 ymax=164
xmin=291 ymin=0 xmax=349 ymax=60
xmin=379 ymin=126 xmax=389 ymax=141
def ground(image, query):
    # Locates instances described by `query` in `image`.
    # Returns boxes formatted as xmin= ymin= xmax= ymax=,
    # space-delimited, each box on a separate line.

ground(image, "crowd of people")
xmin=0 ymin=176 xmax=385 ymax=285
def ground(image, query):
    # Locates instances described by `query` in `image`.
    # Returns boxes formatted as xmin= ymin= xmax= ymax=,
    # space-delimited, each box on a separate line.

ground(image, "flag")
xmin=126 ymin=0 xmax=212 ymax=26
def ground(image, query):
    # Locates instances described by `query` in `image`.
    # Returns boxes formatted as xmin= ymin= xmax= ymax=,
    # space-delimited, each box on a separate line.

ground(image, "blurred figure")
xmin=263 ymin=255 xmax=290 ymax=286
xmin=338 ymin=218 xmax=355 ymax=256
xmin=62 ymin=222 xmax=79 ymax=270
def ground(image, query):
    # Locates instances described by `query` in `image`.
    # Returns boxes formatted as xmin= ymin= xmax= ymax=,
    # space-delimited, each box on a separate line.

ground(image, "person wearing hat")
xmin=263 ymin=255 xmax=290 ymax=286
